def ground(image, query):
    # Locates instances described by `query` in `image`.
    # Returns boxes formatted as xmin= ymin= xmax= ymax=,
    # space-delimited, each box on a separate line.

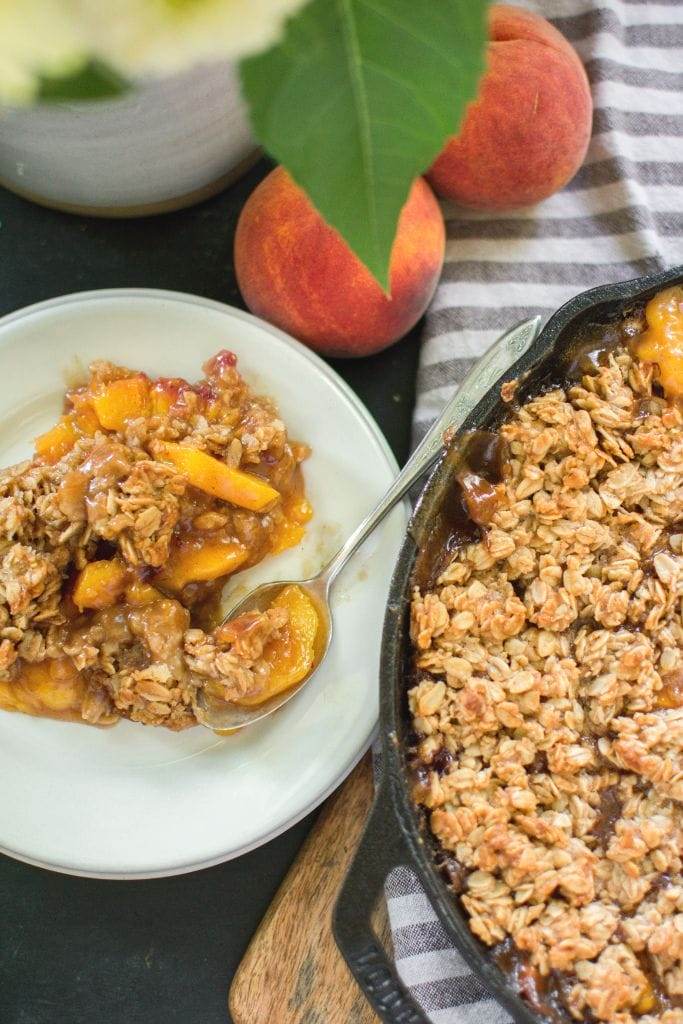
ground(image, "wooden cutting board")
xmin=229 ymin=753 xmax=389 ymax=1024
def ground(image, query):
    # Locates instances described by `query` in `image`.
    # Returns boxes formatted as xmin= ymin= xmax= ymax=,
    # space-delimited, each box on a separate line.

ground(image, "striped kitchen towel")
xmin=388 ymin=1 xmax=683 ymax=1021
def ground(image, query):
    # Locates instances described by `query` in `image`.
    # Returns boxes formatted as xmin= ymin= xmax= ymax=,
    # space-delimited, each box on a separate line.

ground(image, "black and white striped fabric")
xmin=389 ymin=1 xmax=683 ymax=1020
xmin=413 ymin=0 xmax=683 ymax=441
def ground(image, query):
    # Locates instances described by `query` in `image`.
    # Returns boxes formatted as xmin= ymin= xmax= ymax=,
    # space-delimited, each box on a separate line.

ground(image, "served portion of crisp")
xmin=409 ymin=286 xmax=683 ymax=1023
xmin=0 ymin=351 xmax=316 ymax=729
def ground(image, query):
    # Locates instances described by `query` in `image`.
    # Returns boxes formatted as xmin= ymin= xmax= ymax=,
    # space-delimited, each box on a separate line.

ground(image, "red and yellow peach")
xmin=234 ymin=168 xmax=445 ymax=358
xmin=427 ymin=4 xmax=593 ymax=210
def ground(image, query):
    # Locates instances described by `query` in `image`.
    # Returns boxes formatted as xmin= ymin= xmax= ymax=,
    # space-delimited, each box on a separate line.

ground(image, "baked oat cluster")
xmin=410 ymin=320 xmax=683 ymax=1021
xmin=0 ymin=353 xmax=312 ymax=730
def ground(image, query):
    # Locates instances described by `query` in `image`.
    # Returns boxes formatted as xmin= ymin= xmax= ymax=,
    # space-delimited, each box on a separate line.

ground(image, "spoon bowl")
xmin=194 ymin=576 xmax=333 ymax=730
xmin=194 ymin=317 xmax=542 ymax=732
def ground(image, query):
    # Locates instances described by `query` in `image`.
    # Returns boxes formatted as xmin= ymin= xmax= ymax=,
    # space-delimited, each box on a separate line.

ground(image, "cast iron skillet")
xmin=333 ymin=263 xmax=683 ymax=1024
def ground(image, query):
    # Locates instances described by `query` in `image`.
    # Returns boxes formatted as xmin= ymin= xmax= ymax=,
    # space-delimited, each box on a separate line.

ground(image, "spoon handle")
xmin=319 ymin=316 xmax=542 ymax=588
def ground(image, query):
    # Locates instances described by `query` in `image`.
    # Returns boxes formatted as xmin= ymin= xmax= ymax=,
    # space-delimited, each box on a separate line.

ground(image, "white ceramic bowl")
xmin=0 ymin=63 xmax=255 ymax=215
xmin=0 ymin=289 xmax=407 ymax=877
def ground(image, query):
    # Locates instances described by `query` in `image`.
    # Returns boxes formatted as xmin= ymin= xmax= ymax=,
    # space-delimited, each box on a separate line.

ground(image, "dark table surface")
xmin=0 ymin=159 xmax=420 ymax=1024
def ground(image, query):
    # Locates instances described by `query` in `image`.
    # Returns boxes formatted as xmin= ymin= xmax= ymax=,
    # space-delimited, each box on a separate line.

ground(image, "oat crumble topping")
xmin=0 ymin=352 xmax=312 ymax=730
xmin=409 ymin=288 xmax=683 ymax=1023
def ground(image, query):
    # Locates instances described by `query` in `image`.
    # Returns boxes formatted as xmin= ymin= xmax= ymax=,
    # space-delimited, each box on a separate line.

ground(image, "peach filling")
xmin=153 ymin=441 xmax=279 ymax=512
xmin=71 ymin=551 xmax=256 ymax=608
xmin=270 ymin=493 xmax=313 ymax=553
xmin=34 ymin=365 xmax=311 ymax=598
xmin=73 ymin=559 xmax=128 ymax=610
xmin=656 ymin=670 xmax=683 ymax=709
xmin=23 ymin=355 xmax=314 ymax=727
xmin=237 ymin=585 xmax=320 ymax=706
xmin=636 ymin=285 xmax=683 ymax=398
xmin=36 ymin=373 xmax=283 ymax=515
xmin=34 ymin=405 xmax=100 ymax=464
xmin=91 ymin=375 xmax=150 ymax=431
xmin=2 ymin=583 xmax=320 ymax=722
xmin=634 ymin=982 xmax=657 ymax=1016
xmin=158 ymin=541 xmax=249 ymax=591
xmin=68 ymin=564 xmax=319 ymax=709
xmin=0 ymin=658 xmax=86 ymax=722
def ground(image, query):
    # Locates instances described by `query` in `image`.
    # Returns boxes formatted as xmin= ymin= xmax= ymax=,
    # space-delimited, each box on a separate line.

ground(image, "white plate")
xmin=0 ymin=289 xmax=406 ymax=878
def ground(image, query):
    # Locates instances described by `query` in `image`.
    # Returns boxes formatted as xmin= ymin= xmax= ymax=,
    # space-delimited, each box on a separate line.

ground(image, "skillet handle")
xmin=333 ymin=781 xmax=428 ymax=1024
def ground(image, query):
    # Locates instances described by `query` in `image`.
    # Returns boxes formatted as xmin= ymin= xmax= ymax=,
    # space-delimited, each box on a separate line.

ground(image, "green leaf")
xmin=38 ymin=59 xmax=129 ymax=103
xmin=240 ymin=0 xmax=489 ymax=290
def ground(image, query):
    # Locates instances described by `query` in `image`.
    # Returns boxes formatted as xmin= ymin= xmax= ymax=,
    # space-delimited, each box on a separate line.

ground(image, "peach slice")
xmin=91 ymin=376 xmax=150 ymax=431
xmin=656 ymin=670 xmax=683 ymax=709
xmin=0 ymin=658 xmax=86 ymax=720
xmin=238 ymin=585 xmax=319 ymax=706
xmin=70 ymin=401 xmax=101 ymax=437
xmin=636 ymin=285 xmax=683 ymax=398
xmin=270 ymin=495 xmax=313 ymax=554
xmin=73 ymin=560 xmax=127 ymax=610
xmin=35 ymin=404 xmax=101 ymax=464
xmin=154 ymin=442 xmax=279 ymax=512
xmin=35 ymin=417 xmax=78 ymax=464
xmin=634 ymin=983 xmax=656 ymax=1016
xmin=125 ymin=579 xmax=162 ymax=606
xmin=159 ymin=541 xmax=248 ymax=591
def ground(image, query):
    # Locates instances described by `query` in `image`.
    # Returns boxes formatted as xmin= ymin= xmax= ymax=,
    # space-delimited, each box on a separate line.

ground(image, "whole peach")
xmin=427 ymin=4 xmax=592 ymax=209
xmin=234 ymin=168 xmax=445 ymax=358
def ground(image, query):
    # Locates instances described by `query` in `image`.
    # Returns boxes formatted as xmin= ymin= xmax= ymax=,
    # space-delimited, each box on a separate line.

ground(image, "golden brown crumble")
xmin=410 ymin=334 xmax=683 ymax=1022
xmin=0 ymin=353 xmax=312 ymax=729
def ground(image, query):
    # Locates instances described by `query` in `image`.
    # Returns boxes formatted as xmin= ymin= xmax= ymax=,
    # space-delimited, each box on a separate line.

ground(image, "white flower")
xmin=0 ymin=0 xmax=307 ymax=106
xmin=77 ymin=0 xmax=309 ymax=76
xmin=0 ymin=1 xmax=84 ymax=105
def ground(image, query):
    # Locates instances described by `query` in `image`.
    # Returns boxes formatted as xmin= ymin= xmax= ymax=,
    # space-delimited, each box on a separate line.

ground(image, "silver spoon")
xmin=195 ymin=316 xmax=542 ymax=731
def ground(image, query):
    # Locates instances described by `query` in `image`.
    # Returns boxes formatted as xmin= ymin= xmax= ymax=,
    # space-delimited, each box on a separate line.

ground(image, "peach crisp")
xmin=408 ymin=285 xmax=683 ymax=1024
xmin=0 ymin=352 xmax=316 ymax=730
